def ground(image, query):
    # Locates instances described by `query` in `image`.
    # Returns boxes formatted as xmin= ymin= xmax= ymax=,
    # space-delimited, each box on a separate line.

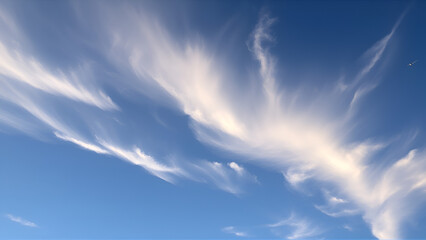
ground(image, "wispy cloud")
xmin=348 ymin=10 xmax=407 ymax=109
xmin=5 ymin=214 xmax=37 ymax=228
xmin=99 ymin=3 xmax=246 ymax=140
xmin=0 ymin=76 xmax=182 ymax=183
xmin=314 ymin=191 xmax=360 ymax=217
xmin=222 ymin=226 xmax=248 ymax=237
xmin=55 ymin=132 xmax=109 ymax=154
xmin=98 ymin=6 xmax=422 ymax=239
xmin=98 ymin=140 xmax=182 ymax=183
xmin=0 ymin=5 xmax=117 ymax=111
xmin=283 ymin=167 xmax=313 ymax=187
xmin=343 ymin=224 xmax=353 ymax=232
xmin=250 ymin=13 xmax=277 ymax=104
xmin=188 ymin=160 xmax=257 ymax=194
xmin=314 ymin=205 xmax=360 ymax=218
xmin=0 ymin=2 xmax=257 ymax=194
xmin=356 ymin=10 xmax=406 ymax=83
xmin=0 ymin=2 xmax=423 ymax=239
xmin=268 ymin=213 xmax=323 ymax=239
xmin=0 ymin=43 xmax=117 ymax=110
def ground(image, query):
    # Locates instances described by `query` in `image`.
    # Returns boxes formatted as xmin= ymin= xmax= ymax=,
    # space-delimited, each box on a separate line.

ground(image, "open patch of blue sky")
xmin=1 ymin=0 xmax=426 ymax=239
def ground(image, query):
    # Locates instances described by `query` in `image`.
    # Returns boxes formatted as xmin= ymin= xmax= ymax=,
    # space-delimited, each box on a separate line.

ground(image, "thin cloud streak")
xmin=5 ymin=214 xmax=37 ymax=228
xmin=0 ymin=7 xmax=117 ymax=111
xmin=357 ymin=9 xmax=406 ymax=82
xmin=0 ymin=43 xmax=117 ymax=110
xmin=251 ymin=14 xmax=278 ymax=104
xmin=348 ymin=10 xmax=407 ymax=109
xmin=268 ymin=213 xmax=323 ymax=239
xmin=222 ymin=226 xmax=248 ymax=237
xmin=55 ymin=132 xmax=109 ymax=155
xmin=188 ymin=160 xmax=257 ymax=194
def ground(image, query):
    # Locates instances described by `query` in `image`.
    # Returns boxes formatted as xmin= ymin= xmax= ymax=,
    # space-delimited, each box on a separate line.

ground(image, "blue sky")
xmin=0 ymin=0 xmax=425 ymax=239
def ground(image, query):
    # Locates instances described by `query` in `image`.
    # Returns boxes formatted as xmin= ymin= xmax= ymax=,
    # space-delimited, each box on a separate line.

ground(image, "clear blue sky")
xmin=1 ymin=0 xmax=425 ymax=239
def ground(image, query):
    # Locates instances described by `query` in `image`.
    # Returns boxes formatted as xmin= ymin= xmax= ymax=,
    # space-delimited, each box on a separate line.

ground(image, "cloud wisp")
xmin=222 ymin=226 xmax=248 ymax=237
xmin=186 ymin=161 xmax=258 ymax=195
xmin=0 ymin=8 xmax=117 ymax=111
xmin=268 ymin=213 xmax=323 ymax=239
xmin=5 ymin=214 xmax=38 ymax=228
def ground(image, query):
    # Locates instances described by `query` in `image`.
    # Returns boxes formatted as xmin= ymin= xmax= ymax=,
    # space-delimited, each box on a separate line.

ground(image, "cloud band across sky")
xmin=0 ymin=1 xmax=425 ymax=239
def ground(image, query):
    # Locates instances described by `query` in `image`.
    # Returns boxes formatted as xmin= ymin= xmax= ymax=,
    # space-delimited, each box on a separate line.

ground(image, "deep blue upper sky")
xmin=0 ymin=0 xmax=425 ymax=239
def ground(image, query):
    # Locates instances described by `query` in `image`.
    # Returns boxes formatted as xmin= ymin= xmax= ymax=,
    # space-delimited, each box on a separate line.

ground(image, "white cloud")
xmin=343 ymin=224 xmax=353 ymax=231
xmin=0 ymin=109 xmax=39 ymax=136
xmin=98 ymin=140 xmax=182 ymax=183
xmin=314 ymin=205 xmax=360 ymax=218
xmin=99 ymin=7 xmax=424 ymax=239
xmin=329 ymin=196 xmax=346 ymax=204
xmin=55 ymin=128 xmax=257 ymax=191
xmin=222 ymin=226 xmax=248 ymax=237
xmin=0 ymin=3 xmax=260 ymax=194
xmin=0 ymin=81 xmax=182 ymax=183
xmin=251 ymin=14 xmax=278 ymax=104
xmin=363 ymin=149 xmax=426 ymax=239
xmin=228 ymin=162 xmax=244 ymax=175
xmin=0 ymin=3 xmax=424 ymax=239
xmin=0 ymin=74 xmax=255 ymax=191
xmin=356 ymin=11 xmax=405 ymax=83
xmin=5 ymin=214 xmax=37 ymax=228
xmin=55 ymin=132 xmax=109 ymax=154
xmin=101 ymin=4 xmax=246 ymax=140
xmin=348 ymin=11 xmax=407 ymax=108
xmin=0 ymin=5 xmax=117 ymax=111
xmin=313 ymin=191 xmax=360 ymax=217
xmin=188 ymin=160 xmax=257 ymax=194
xmin=268 ymin=213 xmax=323 ymax=239
xmin=0 ymin=44 xmax=117 ymax=111
xmin=283 ymin=168 xmax=313 ymax=186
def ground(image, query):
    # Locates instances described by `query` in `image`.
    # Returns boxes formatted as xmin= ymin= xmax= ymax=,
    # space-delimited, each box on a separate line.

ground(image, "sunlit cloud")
xmin=0 ymin=2 xmax=256 ymax=194
xmin=55 ymin=132 xmax=108 ymax=155
xmin=0 ymin=2 xmax=424 ymax=239
xmin=97 ymin=6 xmax=424 ymax=239
xmin=0 ymin=24 xmax=117 ymax=111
